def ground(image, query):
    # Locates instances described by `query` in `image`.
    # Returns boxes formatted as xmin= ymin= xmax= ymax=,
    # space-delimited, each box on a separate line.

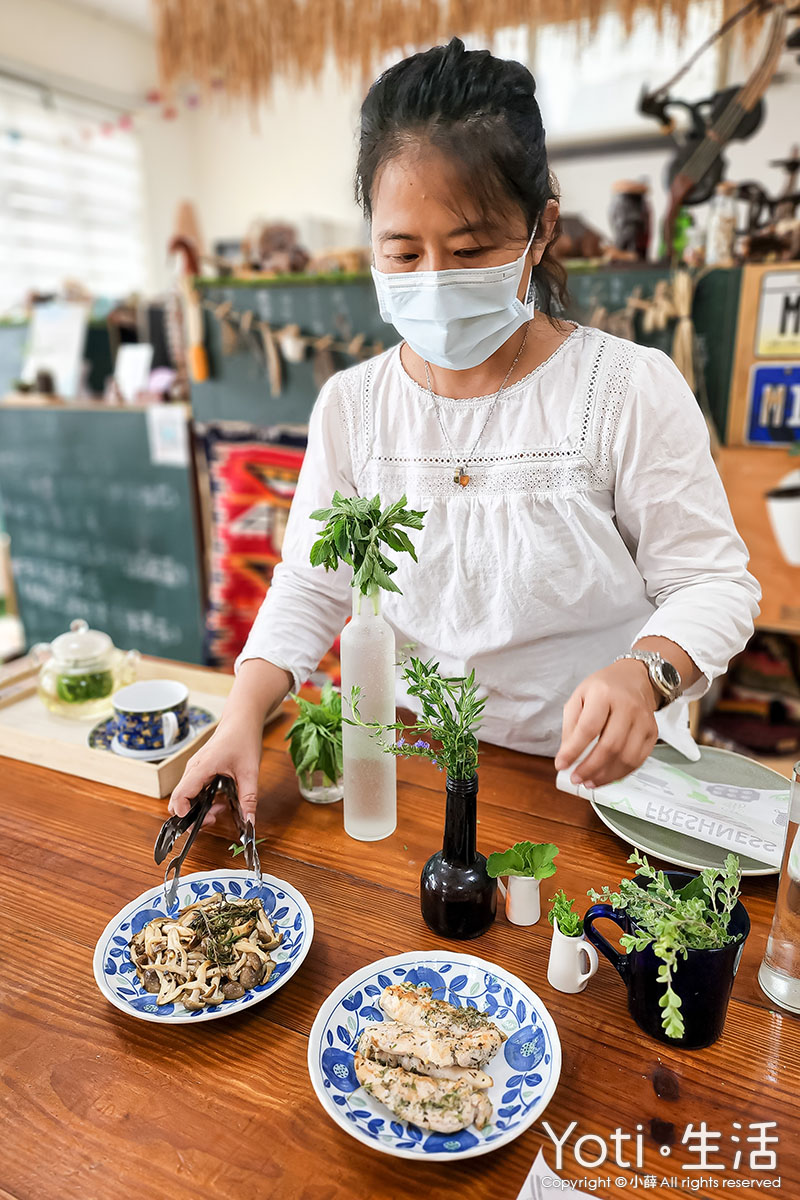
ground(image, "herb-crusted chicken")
xmin=358 ymin=1020 xmax=497 ymax=1073
xmin=380 ymin=982 xmax=506 ymax=1053
xmin=353 ymin=981 xmax=506 ymax=1134
xmin=353 ymin=1053 xmax=493 ymax=1133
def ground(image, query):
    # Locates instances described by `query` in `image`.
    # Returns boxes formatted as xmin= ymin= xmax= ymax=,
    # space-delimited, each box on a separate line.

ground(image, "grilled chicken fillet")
xmin=358 ymin=1025 xmax=493 ymax=1087
xmin=380 ymin=983 xmax=506 ymax=1054
xmin=354 ymin=1052 xmax=493 ymax=1133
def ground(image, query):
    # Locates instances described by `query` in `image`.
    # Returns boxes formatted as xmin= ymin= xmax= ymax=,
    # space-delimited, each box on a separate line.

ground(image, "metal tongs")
xmin=154 ymin=774 xmax=261 ymax=907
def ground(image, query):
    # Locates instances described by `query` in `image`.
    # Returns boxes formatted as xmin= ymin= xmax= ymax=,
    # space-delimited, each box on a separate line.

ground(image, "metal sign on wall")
xmin=729 ymin=264 xmax=800 ymax=447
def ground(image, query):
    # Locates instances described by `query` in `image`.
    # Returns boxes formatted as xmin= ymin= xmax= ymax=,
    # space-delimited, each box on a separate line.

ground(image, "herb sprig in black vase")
xmin=348 ymin=657 xmax=496 ymax=939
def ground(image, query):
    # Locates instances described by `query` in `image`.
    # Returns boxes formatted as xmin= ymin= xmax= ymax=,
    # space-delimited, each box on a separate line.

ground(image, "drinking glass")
xmin=758 ymin=762 xmax=800 ymax=1013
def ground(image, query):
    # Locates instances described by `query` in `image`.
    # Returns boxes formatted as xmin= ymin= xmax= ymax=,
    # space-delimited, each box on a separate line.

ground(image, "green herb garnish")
xmin=285 ymin=680 xmax=343 ymax=788
xmin=588 ymin=850 xmax=742 ymax=1040
xmin=189 ymin=898 xmax=261 ymax=966
xmin=228 ymin=839 xmax=266 ymax=858
xmin=347 ymin=656 xmax=485 ymax=781
xmin=548 ymin=889 xmax=584 ymax=938
xmin=309 ymin=491 xmax=426 ymax=599
xmin=487 ymin=842 xmax=559 ymax=881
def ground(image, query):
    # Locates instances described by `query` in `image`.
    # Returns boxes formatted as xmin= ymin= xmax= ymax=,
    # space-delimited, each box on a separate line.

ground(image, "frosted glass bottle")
xmin=340 ymin=586 xmax=397 ymax=840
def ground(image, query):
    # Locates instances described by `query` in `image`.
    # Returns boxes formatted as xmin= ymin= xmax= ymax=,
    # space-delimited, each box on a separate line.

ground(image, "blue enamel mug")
xmin=584 ymin=871 xmax=750 ymax=1050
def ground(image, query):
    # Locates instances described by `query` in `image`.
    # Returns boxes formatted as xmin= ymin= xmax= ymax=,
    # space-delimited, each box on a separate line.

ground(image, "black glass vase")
xmin=420 ymin=772 xmax=496 ymax=939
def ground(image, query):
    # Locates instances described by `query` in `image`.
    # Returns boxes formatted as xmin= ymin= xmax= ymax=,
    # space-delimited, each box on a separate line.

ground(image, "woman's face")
xmin=370 ymin=144 xmax=551 ymax=296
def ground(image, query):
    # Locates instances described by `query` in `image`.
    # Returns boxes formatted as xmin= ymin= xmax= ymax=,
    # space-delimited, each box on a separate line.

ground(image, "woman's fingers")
xmin=201 ymin=800 xmax=229 ymax=827
xmin=555 ymin=688 xmax=611 ymax=774
xmin=571 ymin=709 xmax=635 ymax=787
xmin=235 ymin=767 xmax=260 ymax=827
xmin=575 ymin=713 xmax=658 ymax=789
xmin=168 ymin=758 xmax=212 ymax=817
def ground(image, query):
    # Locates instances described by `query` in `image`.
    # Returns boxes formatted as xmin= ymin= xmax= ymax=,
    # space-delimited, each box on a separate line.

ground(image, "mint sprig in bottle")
xmin=309 ymin=492 xmax=425 ymax=840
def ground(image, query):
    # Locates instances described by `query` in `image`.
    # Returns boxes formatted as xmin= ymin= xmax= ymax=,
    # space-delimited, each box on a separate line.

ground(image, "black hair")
xmin=355 ymin=37 xmax=566 ymax=317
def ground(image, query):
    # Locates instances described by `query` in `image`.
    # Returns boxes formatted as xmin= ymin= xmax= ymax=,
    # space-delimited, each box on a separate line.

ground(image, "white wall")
xmin=189 ymin=61 xmax=368 ymax=253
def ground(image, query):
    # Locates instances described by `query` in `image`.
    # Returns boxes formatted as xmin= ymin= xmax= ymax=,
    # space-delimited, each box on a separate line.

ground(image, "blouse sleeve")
xmin=611 ymin=346 xmax=761 ymax=699
xmin=234 ymin=374 xmax=356 ymax=693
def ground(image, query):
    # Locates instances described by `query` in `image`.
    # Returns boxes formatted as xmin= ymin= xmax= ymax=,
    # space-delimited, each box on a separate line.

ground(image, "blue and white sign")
xmin=746 ymin=362 xmax=800 ymax=446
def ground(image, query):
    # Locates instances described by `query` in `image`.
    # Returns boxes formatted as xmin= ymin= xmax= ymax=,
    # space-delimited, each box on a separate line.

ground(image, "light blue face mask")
xmin=371 ymin=228 xmax=537 ymax=371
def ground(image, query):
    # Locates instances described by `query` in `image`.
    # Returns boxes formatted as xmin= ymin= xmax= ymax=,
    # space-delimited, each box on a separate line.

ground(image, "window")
xmin=0 ymin=76 xmax=148 ymax=312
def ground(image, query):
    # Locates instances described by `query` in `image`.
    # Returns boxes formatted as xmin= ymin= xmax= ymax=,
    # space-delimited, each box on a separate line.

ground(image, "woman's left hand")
xmin=554 ymin=660 xmax=659 ymax=788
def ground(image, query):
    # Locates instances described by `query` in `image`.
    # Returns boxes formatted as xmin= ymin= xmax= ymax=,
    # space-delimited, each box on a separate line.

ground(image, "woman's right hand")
xmin=168 ymin=714 xmax=264 ymax=827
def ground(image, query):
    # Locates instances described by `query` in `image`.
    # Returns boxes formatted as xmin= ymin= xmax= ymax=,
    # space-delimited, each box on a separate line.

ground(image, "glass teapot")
xmin=34 ymin=619 xmax=140 ymax=720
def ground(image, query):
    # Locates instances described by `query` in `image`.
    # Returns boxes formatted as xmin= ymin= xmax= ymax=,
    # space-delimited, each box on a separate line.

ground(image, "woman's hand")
xmin=554 ymin=659 xmax=659 ymax=788
xmin=168 ymin=712 xmax=265 ymax=827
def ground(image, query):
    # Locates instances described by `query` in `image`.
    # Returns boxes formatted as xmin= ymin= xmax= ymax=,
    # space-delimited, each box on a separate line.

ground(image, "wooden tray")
xmin=0 ymin=657 xmax=261 ymax=798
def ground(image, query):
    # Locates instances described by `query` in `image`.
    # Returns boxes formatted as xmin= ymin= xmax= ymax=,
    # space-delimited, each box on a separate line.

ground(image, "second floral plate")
xmin=307 ymin=950 xmax=562 ymax=1162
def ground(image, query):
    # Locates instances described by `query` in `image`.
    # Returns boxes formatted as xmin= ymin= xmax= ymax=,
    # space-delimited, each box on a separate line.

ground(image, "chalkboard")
xmin=192 ymin=278 xmax=401 ymax=425
xmin=0 ymin=406 xmax=206 ymax=661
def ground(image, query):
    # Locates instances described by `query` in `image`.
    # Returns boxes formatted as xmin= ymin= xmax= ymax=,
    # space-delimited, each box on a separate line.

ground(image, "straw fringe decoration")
xmin=151 ymin=0 xmax=767 ymax=105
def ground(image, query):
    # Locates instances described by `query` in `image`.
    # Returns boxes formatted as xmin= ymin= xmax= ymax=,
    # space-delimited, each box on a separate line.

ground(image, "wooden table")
xmin=2 ymin=689 xmax=798 ymax=1200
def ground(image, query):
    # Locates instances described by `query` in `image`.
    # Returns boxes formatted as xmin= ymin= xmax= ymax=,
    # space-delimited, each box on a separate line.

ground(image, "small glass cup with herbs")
xmin=285 ymin=681 xmax=344 ymax=804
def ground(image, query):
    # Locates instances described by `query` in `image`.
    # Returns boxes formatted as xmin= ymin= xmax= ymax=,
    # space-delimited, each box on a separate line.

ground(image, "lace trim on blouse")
xmin=337 ymin=327 xmax=637 ymax=499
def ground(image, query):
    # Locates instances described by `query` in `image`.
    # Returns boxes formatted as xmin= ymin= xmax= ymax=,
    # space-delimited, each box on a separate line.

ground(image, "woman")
xmin=171 ymin=38 xmax=759 ymax=826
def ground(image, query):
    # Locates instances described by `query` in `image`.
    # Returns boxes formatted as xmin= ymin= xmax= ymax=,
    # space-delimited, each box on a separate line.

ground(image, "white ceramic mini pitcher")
xmin=497 ymin=875 xmax=542 ymax=926
xmin=547 ymin=919 xmax=599 ymax=994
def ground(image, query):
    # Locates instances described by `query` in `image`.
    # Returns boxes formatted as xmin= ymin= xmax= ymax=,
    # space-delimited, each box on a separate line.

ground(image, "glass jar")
xmin=34 ymin=618 xmax=139 ymax=720
xmin=298 ymin=769 xmax=344 ymax=805
xmin=758 ymin=762 xmax=800 ymax=1013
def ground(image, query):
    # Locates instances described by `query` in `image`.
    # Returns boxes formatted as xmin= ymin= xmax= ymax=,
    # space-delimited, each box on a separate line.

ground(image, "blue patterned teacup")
xmin=112 ymin=680 xmax=190 ymax=753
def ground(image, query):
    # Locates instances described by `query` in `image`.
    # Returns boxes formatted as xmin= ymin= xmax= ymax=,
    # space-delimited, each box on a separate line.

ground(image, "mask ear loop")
xmin=524 ymin=219 xmax=540 ymax=307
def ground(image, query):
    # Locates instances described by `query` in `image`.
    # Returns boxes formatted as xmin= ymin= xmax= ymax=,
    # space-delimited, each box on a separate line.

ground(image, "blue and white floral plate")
xmin=93 ymin=869 xmax=313 ymax=1024
xmin=307 ymin=951 xmax=562 ymax=1162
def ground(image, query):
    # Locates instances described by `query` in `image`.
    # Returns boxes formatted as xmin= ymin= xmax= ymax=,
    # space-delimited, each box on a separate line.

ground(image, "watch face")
xmin=659 ymin=660 xmax=681 ymax=692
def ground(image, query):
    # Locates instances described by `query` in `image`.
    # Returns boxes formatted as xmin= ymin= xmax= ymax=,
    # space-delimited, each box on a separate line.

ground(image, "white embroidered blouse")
xmin=236 ymin=324 xmax=760 ymax=757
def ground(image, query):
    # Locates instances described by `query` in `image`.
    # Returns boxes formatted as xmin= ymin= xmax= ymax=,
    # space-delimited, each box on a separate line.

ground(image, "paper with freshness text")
xmin=556 ymin=758 xmax=790 ymax=868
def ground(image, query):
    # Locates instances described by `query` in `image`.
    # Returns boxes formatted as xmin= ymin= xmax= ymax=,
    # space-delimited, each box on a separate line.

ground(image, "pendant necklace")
xmin=424 ymin=322 xmax=530 ymax=487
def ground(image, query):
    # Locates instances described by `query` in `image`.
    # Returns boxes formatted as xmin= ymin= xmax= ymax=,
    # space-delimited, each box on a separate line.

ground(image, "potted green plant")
xmin=486 ymin=842 xmax=559 ymax=925
xmin=309 ymin=491 xmax=425 ymax=840
xmin=547 ymin=890 xmax=599 ymax=994
xmin=349 ymin=655 xmax=494 ymax=939
xmin=285 ymin=681 xmax=344 ymax=804
xmin=584 ymin=851 xmax=749 ymax=1048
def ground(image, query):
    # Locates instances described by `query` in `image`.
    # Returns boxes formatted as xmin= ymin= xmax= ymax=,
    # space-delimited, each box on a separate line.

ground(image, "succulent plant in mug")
xmin=588 ymin=850 xmax=743 ymax=1038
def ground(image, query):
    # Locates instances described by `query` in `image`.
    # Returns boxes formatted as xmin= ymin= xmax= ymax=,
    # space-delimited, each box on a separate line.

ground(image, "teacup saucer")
xmin=88 ymin=706 xmax=215 ymax=761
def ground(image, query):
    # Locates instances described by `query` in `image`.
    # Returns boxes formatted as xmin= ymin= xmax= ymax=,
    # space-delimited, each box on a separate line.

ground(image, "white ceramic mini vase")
xmin=497 ymin=875 xmax=541 ymax=926
xmin=547 ymin=918 xmax=599 ymax=994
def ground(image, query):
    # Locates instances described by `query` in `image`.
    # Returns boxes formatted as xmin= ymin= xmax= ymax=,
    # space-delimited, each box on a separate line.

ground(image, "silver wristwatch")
xmin=614 ymin=649 xmax=682 ymax=709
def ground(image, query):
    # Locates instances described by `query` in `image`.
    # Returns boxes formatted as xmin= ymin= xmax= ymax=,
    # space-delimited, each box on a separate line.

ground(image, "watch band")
xmin=614 ymin=650 xmax=683 ymax=708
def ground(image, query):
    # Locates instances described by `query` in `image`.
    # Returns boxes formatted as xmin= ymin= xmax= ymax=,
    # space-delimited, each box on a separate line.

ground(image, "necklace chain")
xmin=424 ymin=322 xmax=530 ymax=486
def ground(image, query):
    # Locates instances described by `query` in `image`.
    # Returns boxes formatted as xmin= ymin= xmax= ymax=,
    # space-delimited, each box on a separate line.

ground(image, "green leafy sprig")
xmin=346 ymin=656 xmax=486 ymax=781
xmin=548 ymin=890 xmax=584 ymax=938
xmin=487 ymin=842 xmax=559 ymax=881
xmin=309 ymin=491 xmax=426 ymax=600
xmin=284 ymin=681 xmax=343 ymax=788
xmin=588 ymin=850 xmax=742 ymax=1040
xmin=229 ymin=838 xmax=266 ymax=859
